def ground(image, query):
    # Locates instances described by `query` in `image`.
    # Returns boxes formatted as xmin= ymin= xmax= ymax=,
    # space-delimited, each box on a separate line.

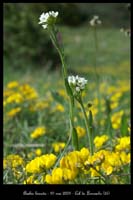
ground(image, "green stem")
xmin=49 ymin=28 xmax=78 ymax=160
xmin=79 ymin=98 xmax=93 ymax=155
xmin=49 ymin=31 xmax=67 ymax=78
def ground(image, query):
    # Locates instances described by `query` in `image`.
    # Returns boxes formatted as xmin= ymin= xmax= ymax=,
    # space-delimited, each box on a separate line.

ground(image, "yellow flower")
xmin=45 ymin=168 xmax=63 ymax=184
xmin=35 ymin=148 xmax=42 ymax=156
xmin=94 ymin=135 xmax=109 ymax=149
xmin=63 ymin=168 xmax=76 ymax=181
xmin=90 ymin=166 xmax=100 ymax=177
xmin=54 ymin=104 xmax=65 ymax=112
xmin=79 ymin=147 xmax=90 ymax=162
xmin=4 ymin=154 xmax=24 ymax=169
xmin=30 ymin=127 xmax=46 ymax=139
xmin=115 ymin=136 xmax=130 ymax=151
xmin=25 ymin=157 xmax=41 ymax=173
xmin=4 ymin=89 xmax=14 ymax=98
xmin=110 ymin=101 xmax=119 ymax=110
xmin=3 ymin=100 xmax=7 ymax=107
xmin=107 ymin=152 xmax=121 ymax=167
xmin=7 ymin=81 xmax=19 ymax=89
xmin=45 ymin=167 xmax=77 ymax=184
xmin=102 ymin=163 xmax=113 ymax=175
xmin=76 ymin=126 xmax=86 ymax=138
xmin=120 ymin=152 xmax=130 ymax=164
xmin=58 ymin=89 xmax=67 ymax=98
xmin=25 ymin=154 xmax=57 ymax=174
xmin=7 ymin=107 xmax=21 ymax=117
xmin=52 ymin=142 xmax=65 ymax=153
xmin=19 ymin=84 xmax=38 ymax=100
xmin=87 ymin=107 xmax=98 ymax=117
xmin=34 ymin=180 xmax=40 ymax=184
xmin=6 ymin=92 xmax=23 ymax=104
xmin=45 ymin=174 xmax=53 ymax=184
xmin=39 ymin=154 xmax=57 ymax=169
xmin=60 ymin=151 xmax=80 ymax=171
xmin=59 ymin=150 xmax=84 ymax=180
xmin=110 ymin=92 xmax=122 ymax=102
xmin=111 ymin=110 xmax=124 ymax=129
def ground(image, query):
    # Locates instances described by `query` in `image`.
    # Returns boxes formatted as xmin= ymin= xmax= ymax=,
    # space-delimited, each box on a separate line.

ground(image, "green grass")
xmin=60 ymin=26 xmax=130 ymax=69
xmin=4 ymin=26 xmax=130 ymax=86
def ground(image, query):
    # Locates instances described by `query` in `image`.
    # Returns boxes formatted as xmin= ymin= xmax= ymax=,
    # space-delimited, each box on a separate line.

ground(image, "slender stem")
xmin=49 ymin=28 xmax=77 ymax=167
xmin=49 ymin=31 xmax=67 ymax=78
xmin=79 ymin=98 xmax=93 ymax=155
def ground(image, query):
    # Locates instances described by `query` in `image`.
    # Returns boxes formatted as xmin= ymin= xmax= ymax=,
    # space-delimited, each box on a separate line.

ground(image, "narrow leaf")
xmin=72 ymin=127 xmax=79 ymax=150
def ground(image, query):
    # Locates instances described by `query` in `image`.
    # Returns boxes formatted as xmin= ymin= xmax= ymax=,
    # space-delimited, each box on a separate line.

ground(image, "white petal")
xmin=42 ymin=24 xmax=48 ymax=29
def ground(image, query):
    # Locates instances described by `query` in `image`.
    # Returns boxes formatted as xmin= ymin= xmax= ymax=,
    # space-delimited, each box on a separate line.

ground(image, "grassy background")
xmin=4 ymin=26 xmax=130 ymax=86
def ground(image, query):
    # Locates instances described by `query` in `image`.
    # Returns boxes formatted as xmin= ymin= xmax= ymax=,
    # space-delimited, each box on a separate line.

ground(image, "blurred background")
xmin=4 ymin=3 xmax=130 ymax=83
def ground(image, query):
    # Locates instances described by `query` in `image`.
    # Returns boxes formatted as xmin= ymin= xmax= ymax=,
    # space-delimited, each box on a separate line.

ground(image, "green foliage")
xmin=4 ymin=3 xmax=130 ymax=72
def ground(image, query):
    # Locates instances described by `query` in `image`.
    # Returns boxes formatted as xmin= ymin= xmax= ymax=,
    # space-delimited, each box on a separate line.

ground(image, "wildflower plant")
xmin=38 ymin=11 xmax=94 ymax=159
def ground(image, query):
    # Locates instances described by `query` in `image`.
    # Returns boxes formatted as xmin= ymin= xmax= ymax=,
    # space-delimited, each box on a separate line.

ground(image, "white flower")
xmin=68 ymin=76 xmax=76 ymax=85
xmin=76 ymin=87 xmax=80 ymax=92
xmin=90 ymin=15 xmax=102 ymax=27
xmin=68 ymin=75 xmax=88 ymax=93
xmin=39 ymin=11 xmax=58 ymax=29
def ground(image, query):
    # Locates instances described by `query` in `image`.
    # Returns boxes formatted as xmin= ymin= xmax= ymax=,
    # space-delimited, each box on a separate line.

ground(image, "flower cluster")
xmin=39 ymin=11 xmax=58 ymax=29
xmin=45 ymin=147 xmax=90 ymax=184
xmin=68 ymin=75 xmax=88 ymax=93
xmin=115 ymin=136 xmax=130 ymax=151
xmin=52 ymin=142 xmax=66 ymax=153
xmin=4 ymin=154 xmax=24 ymax=169
xmin=94 ymin=135 xmax=109 ymax=149
xmin=25 ymin=153 xmax=57 ymax=174
xmin=90 ymin=15 xmax=102 ymax=27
